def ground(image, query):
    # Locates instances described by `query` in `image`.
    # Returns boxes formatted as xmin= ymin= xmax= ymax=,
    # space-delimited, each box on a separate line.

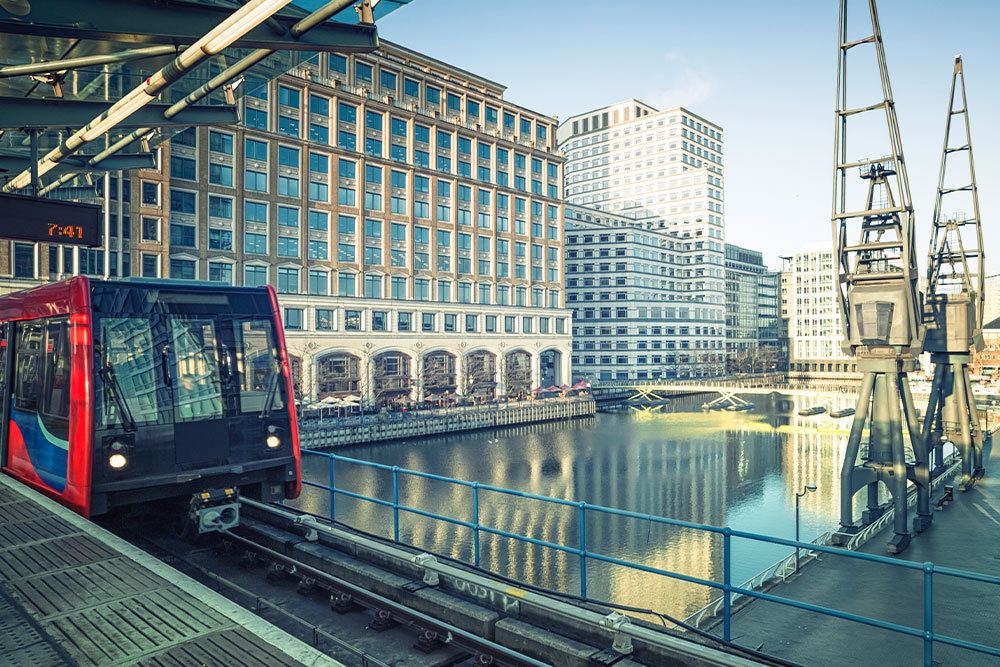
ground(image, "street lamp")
xmin=795 ymin=483 xmax=817 ymax=574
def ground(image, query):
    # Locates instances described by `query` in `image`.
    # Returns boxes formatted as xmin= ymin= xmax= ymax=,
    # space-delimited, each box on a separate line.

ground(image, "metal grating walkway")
xmin=0 ymin=477 xmax=339 ymax=667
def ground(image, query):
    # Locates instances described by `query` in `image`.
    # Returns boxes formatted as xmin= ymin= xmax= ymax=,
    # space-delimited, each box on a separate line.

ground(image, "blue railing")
xmin=301 ymin=449 xmax=1000 ymax=666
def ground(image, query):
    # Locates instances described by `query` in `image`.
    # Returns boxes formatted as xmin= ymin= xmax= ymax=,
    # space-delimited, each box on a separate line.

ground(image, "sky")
xmin=375 ymin=0 xmax=1000 ymax=274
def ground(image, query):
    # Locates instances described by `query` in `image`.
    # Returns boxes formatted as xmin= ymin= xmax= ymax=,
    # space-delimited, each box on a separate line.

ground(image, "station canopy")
xmin=0 ymin=0 xmax=413 ymax=198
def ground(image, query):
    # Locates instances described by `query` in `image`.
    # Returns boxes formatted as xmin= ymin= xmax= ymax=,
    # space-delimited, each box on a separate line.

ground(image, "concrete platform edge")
xmin=0 ymin=474 xmax=343 ymax=667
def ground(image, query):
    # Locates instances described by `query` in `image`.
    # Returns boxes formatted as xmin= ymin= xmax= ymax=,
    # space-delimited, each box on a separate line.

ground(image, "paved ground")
xmin=721 ymin=441 xmax=1000 ymax=667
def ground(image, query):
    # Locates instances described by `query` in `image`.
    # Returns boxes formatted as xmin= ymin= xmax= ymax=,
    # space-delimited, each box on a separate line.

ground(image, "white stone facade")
xmin=278 ymin=293 xmax=572 ymax=405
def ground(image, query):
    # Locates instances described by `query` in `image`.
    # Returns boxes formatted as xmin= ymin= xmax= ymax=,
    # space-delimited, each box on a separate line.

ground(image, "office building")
xmin=565 ymin=204 xmax=725 ymax=381
xmin=557 ymin=100 xmax=725 ymax=319
xmin=783 ymin=246 xmax=857 ymax=378
xmin=1 ymin=40 xmax=573 ymax=404
xmin=984 ymin=274 xmax=1000 ymax=326
xmin=724 ymin=243 xmax=780 ymax=371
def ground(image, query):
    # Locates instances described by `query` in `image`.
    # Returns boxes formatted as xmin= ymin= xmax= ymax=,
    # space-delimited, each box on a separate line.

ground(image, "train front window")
xmin=100 ymin=318 xmax=160 ymax=426
xmin=169 ymin=318 xmax=224 ymax=422
xmin=233 ymin=319 xmax=286 ymax=414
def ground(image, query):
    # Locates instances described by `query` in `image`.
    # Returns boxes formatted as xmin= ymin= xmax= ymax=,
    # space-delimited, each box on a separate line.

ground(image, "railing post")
xmin=392 ymin=465 xmax=400 ymax=543
xmin=923 ymin=562 xmax=934 ymax=667
xmin=723 ymin=528 xmax=732 ymax=642
xmin=473 ymin=482 xmax=481 ymax=567
xmin=329 ymin=455 xmax=336 ymax=521
xmin=578 ymin=501 xmax=588 ymax=598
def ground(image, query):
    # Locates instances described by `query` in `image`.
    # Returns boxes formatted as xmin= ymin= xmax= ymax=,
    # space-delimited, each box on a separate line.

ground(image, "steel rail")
xmin=221 ymin=524 xmax=552 ymax=667
xmin=243 ymin=497 xmax=777 ymax=667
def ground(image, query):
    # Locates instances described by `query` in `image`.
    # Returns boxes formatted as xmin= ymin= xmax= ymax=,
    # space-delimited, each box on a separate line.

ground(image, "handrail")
xmin=301 ymin=449 xmax=1000 ymax=666
xmin=683 ymin=453 xmax=962 ymax=630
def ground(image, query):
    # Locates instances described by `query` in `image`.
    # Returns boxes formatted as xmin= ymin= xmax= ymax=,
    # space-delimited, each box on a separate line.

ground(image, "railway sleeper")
xmin=413 ymin=628 xmax=447 ymax=653
xmin=368 ymin=608 xmax=399 ymax=632
xmin=297 ymin=575 xmax=320 ymax=596
xmin=329 ymin=591 xmax=360 ymax=614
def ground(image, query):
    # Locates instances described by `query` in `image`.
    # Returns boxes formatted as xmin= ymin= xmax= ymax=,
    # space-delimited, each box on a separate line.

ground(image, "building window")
xmin=141 ymin=253 xmax=158 ymax=278
xmin=338 ymin=273 xmax=356 ymax=296
xmin=142 ymin=217 xmax=160 ymax=242
xmin=13 ymin=243 xmax=33 ymax=279
xmin=170 ymin=223 xmax=195 ymax=247
xmin=277 ymin=267 xmax=299 ymax=293
xmin=141 ymin=182 xmax=159 ymax=205
xmin=309 ymin=270 xmax=328 ymax=295
xmin=316 ymin=309 xmax=334 ymax=329
xmin=209 ymin=262 xmax=233 ymax=284
xmin=284 ymin=308 xmax=303 ymax=330
xmin=170 ymin=258 xmax=195 ymax=280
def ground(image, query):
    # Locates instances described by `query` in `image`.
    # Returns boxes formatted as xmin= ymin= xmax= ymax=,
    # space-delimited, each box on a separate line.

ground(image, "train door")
xmin=6 ymin=318 xmax=72 ymax=493
xmin=0 ymin=322 xmax=10 ymax=470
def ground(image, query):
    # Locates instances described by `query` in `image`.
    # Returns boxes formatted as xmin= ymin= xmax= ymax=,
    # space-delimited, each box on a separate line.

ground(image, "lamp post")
xmin=795 ymin=483 xmax=818 ymax=573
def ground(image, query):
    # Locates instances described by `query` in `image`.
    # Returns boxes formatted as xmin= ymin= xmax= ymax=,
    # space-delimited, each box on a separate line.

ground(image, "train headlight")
xmin=108 ymin=440 xmax=129 ymax=469
xmin=266 ymin=424 xmax=280 ymax=448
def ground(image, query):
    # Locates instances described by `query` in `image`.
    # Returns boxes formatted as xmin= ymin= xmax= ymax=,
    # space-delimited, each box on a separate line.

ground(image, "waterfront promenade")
xmin=298 ymin=396 xmax=596 ymax=448
xmin=718 ymin=441 xmax=1000 ymax=666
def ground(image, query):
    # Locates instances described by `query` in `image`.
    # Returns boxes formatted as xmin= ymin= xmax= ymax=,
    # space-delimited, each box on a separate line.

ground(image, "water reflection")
xmin=295 ymin=392 xmax=871 ymax=618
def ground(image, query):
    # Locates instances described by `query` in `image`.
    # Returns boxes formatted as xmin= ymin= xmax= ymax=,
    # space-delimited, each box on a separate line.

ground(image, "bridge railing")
xmin=301 ymin=450 xmax=1000 ymax=666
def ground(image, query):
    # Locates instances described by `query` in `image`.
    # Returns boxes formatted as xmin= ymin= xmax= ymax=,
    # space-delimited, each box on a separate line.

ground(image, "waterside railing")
xmin=301 ymin=449 xmax=1000 ymax=667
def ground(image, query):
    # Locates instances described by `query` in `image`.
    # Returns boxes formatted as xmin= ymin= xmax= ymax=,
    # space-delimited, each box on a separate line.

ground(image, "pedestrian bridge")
xmin=591 ymin=377 xmax=859 ymax=403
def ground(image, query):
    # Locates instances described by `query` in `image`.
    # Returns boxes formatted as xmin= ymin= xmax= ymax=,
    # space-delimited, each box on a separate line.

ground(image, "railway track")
xmin=112 ymin=501 xmax=786 ymax=667
xmin=116 ymin=513 xmax=546 ymax=666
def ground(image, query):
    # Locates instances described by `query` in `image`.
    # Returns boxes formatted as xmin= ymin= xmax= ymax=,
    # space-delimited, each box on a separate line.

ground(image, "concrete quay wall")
xmin=299 ymin=397 xmax=596 ymax=449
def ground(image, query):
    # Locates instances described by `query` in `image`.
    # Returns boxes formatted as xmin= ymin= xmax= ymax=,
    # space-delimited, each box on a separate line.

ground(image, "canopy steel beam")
xmin=2 ymin=0 xmax=293 ymax=193
xmin=0 ymin=46 xmax=180 ymax=79
xmin=37 ymin=0 xmax=372 ymax=196
xmin=0 ymin=0 xmax=378 ymax=53
xmin=0 ymin=97 xmax=238 ymax=130
xmin=0 ymin=152 xmax=155 ymax=175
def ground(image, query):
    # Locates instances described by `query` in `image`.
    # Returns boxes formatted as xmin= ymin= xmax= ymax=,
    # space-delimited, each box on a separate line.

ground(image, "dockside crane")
xmin=922 ymin=55 xmax=986 ymax=491
xmin=830 ymin=0 xmax=930 ymax=554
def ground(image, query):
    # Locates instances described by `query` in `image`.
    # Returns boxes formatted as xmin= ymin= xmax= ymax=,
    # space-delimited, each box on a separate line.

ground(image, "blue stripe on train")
xmin=12 ymin=408 xmax=69 ymax=494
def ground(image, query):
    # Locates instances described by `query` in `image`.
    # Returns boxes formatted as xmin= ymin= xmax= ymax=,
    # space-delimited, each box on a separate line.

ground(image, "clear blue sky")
xmin=376 ymin=0 xmax=1000 ymax=274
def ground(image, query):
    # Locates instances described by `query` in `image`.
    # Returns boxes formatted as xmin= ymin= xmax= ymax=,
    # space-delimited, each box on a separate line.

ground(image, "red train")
xmin=0 ymin=277 xmax=300 ymax=524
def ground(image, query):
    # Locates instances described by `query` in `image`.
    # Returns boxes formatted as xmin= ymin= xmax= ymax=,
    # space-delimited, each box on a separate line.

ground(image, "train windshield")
xmin=93 ymin=285 xmax=287 ymax=429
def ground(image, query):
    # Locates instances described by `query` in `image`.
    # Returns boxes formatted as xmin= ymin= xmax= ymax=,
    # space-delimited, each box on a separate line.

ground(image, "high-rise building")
xmin=565 ymin=204 xmax=725 ymax=381
xmin=2 ymin=40 xmax=574 ymax=405
xmin=557 ymin=100 xmax=726 ymax=376
xmin=557 ymin=103 xmax=725 ymax=295
xmin=783 ymin=246 xmax=857 ymax=379
xmin=984 ymin=274 xmax=1000 ymax=325
xmin=724 ymin=244 xmax=781 ymax=372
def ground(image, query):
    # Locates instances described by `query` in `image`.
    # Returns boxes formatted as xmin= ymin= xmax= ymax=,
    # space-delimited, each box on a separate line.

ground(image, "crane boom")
xmin=830 ymin=0 xmax=930 ymax=554
xmin=922 ymin=55 xmax=986 ymax=490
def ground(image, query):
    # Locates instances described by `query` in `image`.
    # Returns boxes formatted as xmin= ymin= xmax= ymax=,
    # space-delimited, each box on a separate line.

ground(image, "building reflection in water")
xmin=296 ymin=391 xmax=883 ymax=618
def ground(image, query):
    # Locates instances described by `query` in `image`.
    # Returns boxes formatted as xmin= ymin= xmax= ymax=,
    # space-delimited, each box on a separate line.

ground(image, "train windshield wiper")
xmin=259 ymin=359 xmax=283 ymax=419
xmin=100 ymin=361 xmax=137 ymax=432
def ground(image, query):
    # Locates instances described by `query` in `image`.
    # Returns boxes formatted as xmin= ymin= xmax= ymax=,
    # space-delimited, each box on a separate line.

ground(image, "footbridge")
xmin=591 ymin=377 xmax=860 ymax=405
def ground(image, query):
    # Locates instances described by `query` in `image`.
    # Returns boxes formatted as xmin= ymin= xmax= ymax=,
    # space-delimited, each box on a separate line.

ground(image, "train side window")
xmin=234 ymin=319 xmax=285 ymax=414
xmin=13 ymin=321 xmax=45 ymax=413
xmin=39 ymin=319 xmax=70 ymax=441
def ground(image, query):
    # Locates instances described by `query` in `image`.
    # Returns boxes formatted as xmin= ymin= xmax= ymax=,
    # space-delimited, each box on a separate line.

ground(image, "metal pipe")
xmin=164 ymin=0 xmax=362 ymax=119
xmin=0 ymin=45 xmax=179 ymax=79
xmin=3 ymin=0 xmax=293 ymax=192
